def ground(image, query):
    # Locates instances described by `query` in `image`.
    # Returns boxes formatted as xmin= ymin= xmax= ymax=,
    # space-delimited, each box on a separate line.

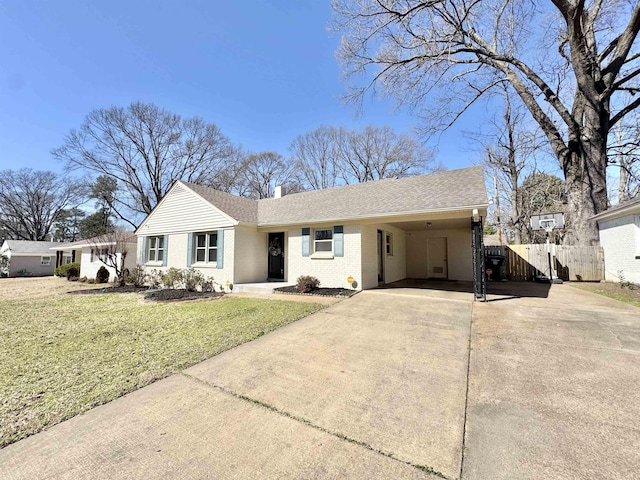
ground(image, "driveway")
xmin=1 ymin=283 xmax=638 ymax=480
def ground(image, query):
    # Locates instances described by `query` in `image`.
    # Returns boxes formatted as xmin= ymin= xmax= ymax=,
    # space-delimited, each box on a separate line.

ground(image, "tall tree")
xmin=78 ymin=211 xmax=114 ymax=239
xmin=52 ymin=102 xmax=235 ymax=228
xmin=290 ymin=126 xmax=342 ymax=190
xmin=0 ymin=169 xmax=85 ymax=241
xmin=332 ymin=0 xmax=640 ymax=245
xmin=52 ymin=208 xmax=86 ymax=242
xmin=240 ymin=152 xmax=301 ymax=199
xmin=290 ymin=125 xmax=436 ymax=190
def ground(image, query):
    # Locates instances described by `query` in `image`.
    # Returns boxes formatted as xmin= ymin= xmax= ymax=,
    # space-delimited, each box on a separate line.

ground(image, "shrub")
xmin=145 ymin=269 xmax=163 ymax=289
xmin=127 ymin=264 xmax=146 ymax=287
xmin=163 ymin=267 xmax=183 ymax=289
xmin=78 ymin=276 xmax=87 ymax=283
xmin=96 ymin=266 xmax=110 ymax=284
xmin=54 ymin=262 xmax=80 ymax=278
xmin=296 ymin=275 xmax=320 ymax=293
xmin=182 ymin=268 xmax=205 ymax=291
xmin=68 ymin=275 xmax=79 ymax=282
xmin=66 ymin=266 xmax=79 ymax=280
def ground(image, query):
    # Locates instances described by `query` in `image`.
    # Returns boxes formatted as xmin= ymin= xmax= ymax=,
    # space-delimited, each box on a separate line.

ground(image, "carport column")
xmin=471 ymin=213 xmax=486 ymax=302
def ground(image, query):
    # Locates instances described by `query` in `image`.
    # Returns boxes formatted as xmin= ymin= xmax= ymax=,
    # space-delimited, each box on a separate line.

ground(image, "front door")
xmin=428 ymin=237 xmax=448 ymax=279
xmin=268 ymin=232 xmax=285 ymax=280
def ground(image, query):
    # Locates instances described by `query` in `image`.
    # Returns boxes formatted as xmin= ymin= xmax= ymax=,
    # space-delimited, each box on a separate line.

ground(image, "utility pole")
xmin=494 ymin=176 xmax=503 ymax=245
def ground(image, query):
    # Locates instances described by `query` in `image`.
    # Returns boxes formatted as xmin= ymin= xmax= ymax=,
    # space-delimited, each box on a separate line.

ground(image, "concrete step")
xmin=233 ymin=282 xmax=293 ymax=294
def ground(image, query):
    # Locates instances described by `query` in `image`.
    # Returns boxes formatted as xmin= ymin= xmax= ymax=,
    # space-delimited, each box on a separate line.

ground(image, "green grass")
xmin=0 ymin=293 xmax=323 ymax=447
xmin=578 ymin=289 xmax=640 ymax=307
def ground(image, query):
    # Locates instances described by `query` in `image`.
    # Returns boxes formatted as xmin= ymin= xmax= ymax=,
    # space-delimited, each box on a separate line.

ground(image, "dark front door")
xmin=268 ymin=232 xmax=285 ymax=280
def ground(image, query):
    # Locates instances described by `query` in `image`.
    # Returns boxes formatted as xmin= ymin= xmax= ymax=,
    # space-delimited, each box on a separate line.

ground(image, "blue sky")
xmin=0 ymin=0 xmax=486 ymax=175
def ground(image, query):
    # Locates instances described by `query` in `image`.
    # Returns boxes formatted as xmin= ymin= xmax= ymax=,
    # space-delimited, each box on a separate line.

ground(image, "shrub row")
xmin=54 ymin=263 xmax=80 ymax=278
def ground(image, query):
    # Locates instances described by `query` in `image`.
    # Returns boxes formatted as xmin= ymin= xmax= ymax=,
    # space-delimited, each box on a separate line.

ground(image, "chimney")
xmin=274 ymin=185 xmax=285 ymax=199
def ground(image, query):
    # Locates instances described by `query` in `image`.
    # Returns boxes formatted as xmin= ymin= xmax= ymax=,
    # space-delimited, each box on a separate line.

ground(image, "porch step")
xmin=233 ymin=282 xmax=293 ymax=294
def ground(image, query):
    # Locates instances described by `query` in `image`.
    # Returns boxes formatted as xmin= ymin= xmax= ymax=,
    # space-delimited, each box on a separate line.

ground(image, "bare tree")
xmin=89 ymin=230 xmax=133 ymax=287
xmin=290 ymin=125 xmax=436 ymax=189
xmin=241 ymin=152 xmax=301 ymax=199
xmin=471 ymin=86 xmax=549 ymax=243
xmin=0 ymin=169 xmax=86 ymax=241
xmin=290 ymin=126 xmax=342 ymax=190
xmin=52 ymin=102 xmax=235 ymax=228
xmin=332 ymin=0 xmax=640 ymax=245
xmin=609 ymin=117 xmax=640 ymax=202
xmin=339 ymin=125 xmax=433 ymax=183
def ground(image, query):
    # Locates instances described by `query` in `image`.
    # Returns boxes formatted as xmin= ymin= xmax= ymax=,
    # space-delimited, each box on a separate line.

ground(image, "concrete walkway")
xmin=1 ymin=283 xmax=638 ymax=479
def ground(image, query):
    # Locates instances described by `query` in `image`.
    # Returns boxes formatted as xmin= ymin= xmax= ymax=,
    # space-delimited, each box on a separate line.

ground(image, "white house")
xmin=50 ymin=234 xmax=138 ymax=282
xmin=0 ymin=240 xmax=59 ymax=277
xmin=592 ymin=197 xmax=640 ymax=284
xmin=135 ymin=166 xmax=489 ymax=291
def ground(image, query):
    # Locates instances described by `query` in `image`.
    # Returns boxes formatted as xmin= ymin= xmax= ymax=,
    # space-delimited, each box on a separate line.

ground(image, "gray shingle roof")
xmin=51 ymin=233 xmax=138 ymax=250
xmin=591 ymin=196 xmax=640 ymax=221
xmin=2 ymin=240 xmax=60 ymax=255
xmin=183 ymin=182 xmax=259 ymax=224
xmin=181 ymin=166 xmax=488 ymax=226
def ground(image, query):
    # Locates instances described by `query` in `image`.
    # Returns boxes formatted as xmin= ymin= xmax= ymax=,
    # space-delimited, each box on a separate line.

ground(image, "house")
xmin=50 ymin=233 xmax=138 ymax=282
xmin=135 ymin=166 xmax=489 ymax=291
xmin=592 ymin=197 xmax=640 ymax=284
xmin=0 ymin=240 xmax=60 ymax=277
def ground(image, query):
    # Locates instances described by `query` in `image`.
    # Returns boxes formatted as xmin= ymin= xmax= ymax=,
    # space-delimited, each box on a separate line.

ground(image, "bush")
xmin=66 ymin=266 xmax=79 ymax=280
xmin=54 ymin=262 xmax=80 ymax=278
xmin=296 ymin=275 xmax=320 ymax=293
xmin=145 ymin=269 xmax=163 ymax=289
xmin=96 ymin=266 xmax=110 ymax=284
xmin=78 ymin=276 xmax=87 ymax=283
xmin=126 ymin=264 xmax=146 ymax=287
xmin=182 ymin=268 xmax=205 ymax=291
xmin=162 ymin=267 xmax=183 ymax=289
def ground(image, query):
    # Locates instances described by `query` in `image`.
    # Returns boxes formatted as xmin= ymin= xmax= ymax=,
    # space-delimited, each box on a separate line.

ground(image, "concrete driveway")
xmin=0 ymin=289 xmax=472 ymax=480
xmin=1 ymin=283 xmax=638 ymax=479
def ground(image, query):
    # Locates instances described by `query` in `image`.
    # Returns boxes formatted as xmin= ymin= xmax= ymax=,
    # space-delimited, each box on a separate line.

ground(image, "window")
xmin=63 ymin=255 xmax=73 ymax=265
xmin=41 ymin=256 xmax=51 ymax=266
xmin=91 ymin=248 xmax=109 ymax=263
xmin=147 ymin=236 xmax=165 ymax=263
xmin=386 ymin=233 xmax=393 ymax=256
xmin=194 ymin=232 xmax=217 ymax=264
xmin=314 ymin=229 xmax=333 ymax=253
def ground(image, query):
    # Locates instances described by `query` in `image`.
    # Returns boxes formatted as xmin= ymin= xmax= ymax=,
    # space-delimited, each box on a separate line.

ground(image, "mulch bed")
xmin=273 ymin=286 xmax=358 ymax=298
xmin=144 ymin=289 xmax=224 ymax=302
xmin=68 ymin=285 xmax=224 ymax=302
xmin=67 ymin=285 xmax=147 ymax=295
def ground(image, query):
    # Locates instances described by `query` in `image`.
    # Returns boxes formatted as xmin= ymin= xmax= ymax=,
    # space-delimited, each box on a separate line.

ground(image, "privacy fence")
xmin=484 ymin=244 xmax=605 ymax=282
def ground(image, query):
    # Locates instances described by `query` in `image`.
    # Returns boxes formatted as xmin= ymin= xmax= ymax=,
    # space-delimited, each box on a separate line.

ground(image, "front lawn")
xmin=0 ymin=291 xmax=323 ymax=447
xmin=570 ymin=281 xmax=640 ymax=307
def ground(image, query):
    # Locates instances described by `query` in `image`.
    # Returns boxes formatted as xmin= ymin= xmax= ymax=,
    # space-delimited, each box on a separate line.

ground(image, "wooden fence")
xmin=485 ymin=244 xmax=604 ymax=281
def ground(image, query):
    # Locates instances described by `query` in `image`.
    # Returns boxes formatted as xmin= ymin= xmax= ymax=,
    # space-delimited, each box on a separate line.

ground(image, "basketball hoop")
xmin=529 ymin=212 xmax=565 ymax=284
xmin=539 ymin=218 xmax=556 ymax=233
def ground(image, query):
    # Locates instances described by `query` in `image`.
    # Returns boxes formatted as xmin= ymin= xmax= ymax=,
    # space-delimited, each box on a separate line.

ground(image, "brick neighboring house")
xmin=135 ymin=166 xmax=489 ymax=291
xmin=0 ymin=240 xmax=59 ymax=277
xmin=592 ymin=197 xmax=640 ymax=284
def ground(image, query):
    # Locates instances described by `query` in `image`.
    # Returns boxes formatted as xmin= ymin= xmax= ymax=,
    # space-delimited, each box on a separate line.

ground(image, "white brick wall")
xmin=137 ymin=229 xmax=235 ymax=290
xmin=599 ymin=214 xmax=640 ymax=284
xmin=288 ymin=224 xmax=363 ymax=290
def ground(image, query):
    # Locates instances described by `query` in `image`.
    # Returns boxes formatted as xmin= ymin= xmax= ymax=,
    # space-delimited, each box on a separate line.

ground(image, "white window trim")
xmin=635 ymin=214 xmax=640 ymax=258
xmin=192 ymin=232 xmax=218 ymax=266
xmin=146 ymin=236 xmax=165 ymax=264
xmin=313 ymin=228 xmax=333 ymax=255
xmin=41 ymin=256 xmax=51 ymax=266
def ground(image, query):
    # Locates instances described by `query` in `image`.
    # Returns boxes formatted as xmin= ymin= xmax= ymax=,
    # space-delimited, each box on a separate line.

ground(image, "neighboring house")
xmin=50 ymin=234 xmax=138 ymax=282
xmin=0 ymin=240 xmax=60 ymax=277
xmin=135 ymin=166 xmax=489 ymax=291
xmin=592 ymin=197 xmax=640 ymax=284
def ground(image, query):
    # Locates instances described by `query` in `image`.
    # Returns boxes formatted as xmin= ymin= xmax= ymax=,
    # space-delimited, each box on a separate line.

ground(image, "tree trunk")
xmin=563 ymin=135 xmax=608 ymax=245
